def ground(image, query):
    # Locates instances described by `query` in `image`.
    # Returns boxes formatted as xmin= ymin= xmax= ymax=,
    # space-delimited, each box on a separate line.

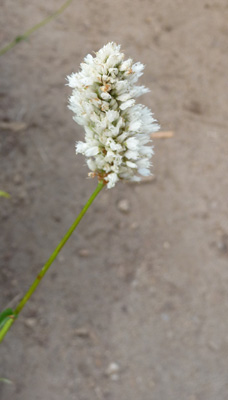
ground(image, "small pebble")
xmin=105 ymin=362 xmax=120 ymax=376
xmin=166 ymin=330 xmax=174 ymax=339
xmin=53 ymin=215 xmax=61 ymax=223
xmin=130 ymin=222 xmax=139 ymax=230
xmin=18 ymin=190 xmax=27 ymax=201
xmin=131 ymin=280 xmax=139 ymax=288
xmin=163 ymin=241 xmax=170 ymax=249
xmin=216 ymin=235 xmax=228 ymax=254
xmin=210 ymin=201 xmax=218 ymax=209
xmin=117 ymin=199 xmax=130 ymax=213
xmin=73 ymin=327 xmax=90 ymax=338
xmin=13 ymin=174 xmax=22 ymax=185
xmin=111 ymin=374 xmax=119 ymax=381
xmin=24 ymin=317 xmax=36 ymax=328
xmin=58 ymin=255 xmax=65 ymax=263
xmin=161 ymin=313 xmax=170 ymax=322
xmin=78 ymin=249 xmax=90 ymax=257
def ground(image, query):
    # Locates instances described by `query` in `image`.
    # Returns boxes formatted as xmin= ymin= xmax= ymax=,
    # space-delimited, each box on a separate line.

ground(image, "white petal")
xmin=120 ymin=99 xmax=135 ymax=111
xmin=76 ymin=141 xmax=88 ymax=154
xmin=67 ymin=73 xmax=78 ymax=88
xmin=87 ymin=159 xmax=97 ymax=171
xmin=84 ymin=54 xmax=93 ymax=64
xmin=131 ymin=86 xmax=150 ymax=98
xmin=138 ymin=168 xmax=151 ymax=176
xmin=126 ymin=137 xmax=139 ymax=150
xmin=117 ymin=93 xmax=131 ymax=102
xmin=137 ymin=158 xmax=151 ymax=169
xmin=125 ymin=150 xmax=139 ymax=160
xmin=100 ymin=92 xmax=112 ymax=100
xmin=105 ymin=150 xmax=115 ymax=162
xmin=119 ymin=59 xmax=133 ymax=71
xmin=128 ymin=120 xmax=141 ymax=132
xmin=106 ymin=172 xmax=119 ymax=188
xmin=140 ymin=146 xmax=154 ymax=157
xmin=73 ymin=115 xmax=85 ymax=126
xmin=130 ymin=176 xmax=141 ymax=182
xmin=117 ymin=132 xmax=129 ymax=143
xmin=126 ymin=161 xmax=137 ymax=168
xmin=85 ymin=146 xmax=99 ymax=156
xmin=132 ymin=62 xmax=144 ymax=75
xmin=106 ymin=110 xmax=119 ymax=123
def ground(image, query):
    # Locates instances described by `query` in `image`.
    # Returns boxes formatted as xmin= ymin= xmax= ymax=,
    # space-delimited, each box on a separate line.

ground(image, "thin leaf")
xmin=0 ymin=377 xmax=13 ymax=385
xmin=0 ymin=191 xmax=10 ymax=198
xmin=0 ymin=308 xmax=14 ymax=329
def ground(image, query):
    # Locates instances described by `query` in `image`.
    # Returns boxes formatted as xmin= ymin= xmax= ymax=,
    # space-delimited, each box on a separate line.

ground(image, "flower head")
xmin=67 ymin=42 xmax=159 ymax=188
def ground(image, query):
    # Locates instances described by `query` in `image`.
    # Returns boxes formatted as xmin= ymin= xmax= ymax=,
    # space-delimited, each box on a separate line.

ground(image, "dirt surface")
xmin=1 ymin=1 xmax=228 ymax=399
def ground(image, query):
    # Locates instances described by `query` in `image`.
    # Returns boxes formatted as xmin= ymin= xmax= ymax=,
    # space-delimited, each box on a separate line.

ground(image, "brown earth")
xmin=1 ymin=1 xmax=228 ymax=399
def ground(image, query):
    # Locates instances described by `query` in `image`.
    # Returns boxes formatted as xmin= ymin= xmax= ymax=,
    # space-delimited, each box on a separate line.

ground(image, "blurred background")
xmin=1 ymin=1 xmax=228 ymax=399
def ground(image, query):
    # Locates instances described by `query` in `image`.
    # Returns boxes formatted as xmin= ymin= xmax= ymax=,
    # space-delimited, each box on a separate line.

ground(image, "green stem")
xmin=0 ymin=180 xmax=105 ymax=343
xmin=0 ymin=0 xmax=73 ymax=56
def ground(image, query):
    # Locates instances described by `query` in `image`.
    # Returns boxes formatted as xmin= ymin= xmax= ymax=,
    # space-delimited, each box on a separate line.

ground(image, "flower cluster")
xmin=67 ymin=42 xmax=159 ymax=188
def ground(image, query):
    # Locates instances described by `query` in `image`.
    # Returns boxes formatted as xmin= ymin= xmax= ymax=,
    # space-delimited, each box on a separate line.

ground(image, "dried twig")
xmin=151 ymin=131 xmax=174 ymax=139
xmin=0 ymin=121 xmax=27 ymax=132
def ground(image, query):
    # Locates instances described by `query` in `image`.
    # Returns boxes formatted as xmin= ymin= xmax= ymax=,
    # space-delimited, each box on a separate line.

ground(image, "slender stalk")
xmin=0 ymin=0 xmax=73 ymax=56
xmin=0 ymin=180 xmax=105 ymax=342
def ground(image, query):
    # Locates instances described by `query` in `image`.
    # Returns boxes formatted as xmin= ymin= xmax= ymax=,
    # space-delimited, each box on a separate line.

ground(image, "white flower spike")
xmin=67 ymin=42 xmax=160 ymax=189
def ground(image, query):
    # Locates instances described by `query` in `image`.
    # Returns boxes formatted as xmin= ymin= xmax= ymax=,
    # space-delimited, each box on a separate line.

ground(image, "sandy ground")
xmin=1 ymin=1 xmax=228 ymax=399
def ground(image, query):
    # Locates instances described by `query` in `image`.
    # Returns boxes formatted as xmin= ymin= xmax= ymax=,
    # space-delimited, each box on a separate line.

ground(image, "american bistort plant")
xmin=0 ymin=43 xmax=159 ymax=342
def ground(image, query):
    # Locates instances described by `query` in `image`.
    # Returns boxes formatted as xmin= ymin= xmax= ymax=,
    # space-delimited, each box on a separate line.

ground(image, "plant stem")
xmin=0 ymin=0 xmax=73 ymax=56
xmin=0 ymin=180 xmax=105 ymax=343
